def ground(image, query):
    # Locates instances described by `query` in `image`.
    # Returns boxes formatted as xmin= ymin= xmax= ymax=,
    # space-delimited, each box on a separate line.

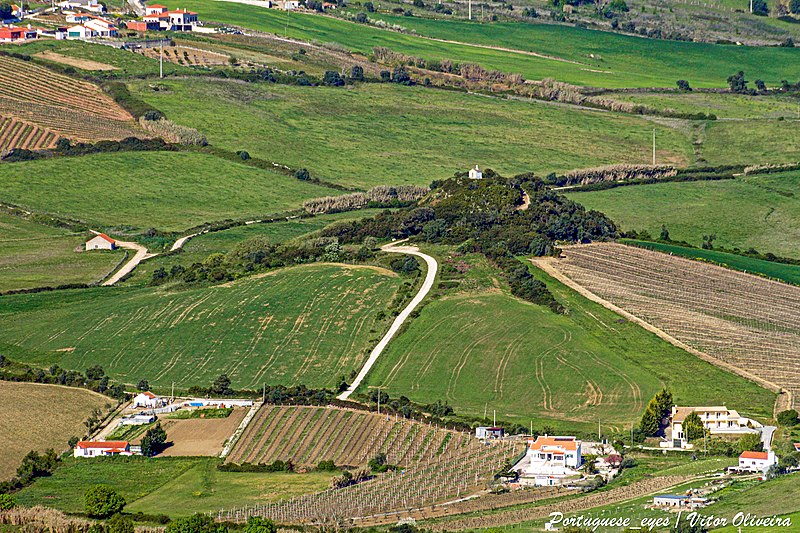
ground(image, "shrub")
xmin=559 ymin=164 xmax=677 ymax=186
xmin=237 ymin=150 xmax=251 ymax=160
xmin=84 ymin=485 xmax=126 ymax=518
xmin=676 ymin=79 xmax=691 ymax=91
xmin=106 ymin=513 xmax=134 ymax=533
xmin=0 ymin=494 xmax=15 ymax=511
xmin=294 ymin=168 xmax=310 ymax=181
xmin=777 ymin=409 xmax=799 ymax=426
xmin=165 ymin=513 xmax=223 ymax=533
xmin=244 ymin=517 xmax=276 ymax=533
xmin=317 ymin=460 xmax=339 ymax=471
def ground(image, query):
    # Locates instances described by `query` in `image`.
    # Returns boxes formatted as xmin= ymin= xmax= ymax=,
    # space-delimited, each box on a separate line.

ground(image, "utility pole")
xmin=262 ymin=383 xmax=266 ymax=403
xmin=468 ymin=0 xmax=472 ymax=20
xmin=493 ymin=409 xmax=496 ymax=427
xmin=749 ymin=0 xmax=753 ymax=13
xmin=159 ymin=43 xmax=164 ymax=79
xmin=652 ymin=128 xmax=656 ymax=165
xmin=171 ymin=381 xmax=174 ymax=401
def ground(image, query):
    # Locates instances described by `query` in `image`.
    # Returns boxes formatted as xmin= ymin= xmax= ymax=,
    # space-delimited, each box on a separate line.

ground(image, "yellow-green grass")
xmin=565 ymin=173 xmax=800 ymax=259
xmin=0 ymin=264 xmax=402 ymax=390
xmin=0 ymin=381 xmax=112 ymax=481
xmin=707 ymin=474 xmax=800 ymax=521
xmin=702 ymin=119 xmax=800 ymax=166
xmin=0 ymin=152 xmax=338 ymax=232
xmin=610 ymin=92 xmax=800 ymax=119
xmin=129 ymin=78 xmax=693 ymax=188
xmin=0 ymin=212 xmax=123 ymax=292
xmin=160 ymin=0 xmax=800 ymax=88
xmin=15 ymin=456 xmax=333 ymax=517
xmin=360 ymin=252 xmax=776 ymax=433
xmin=621 ymin=239 xmax=800 ymax=285
xmin=124 ymin=209 xmax=392 ymax=286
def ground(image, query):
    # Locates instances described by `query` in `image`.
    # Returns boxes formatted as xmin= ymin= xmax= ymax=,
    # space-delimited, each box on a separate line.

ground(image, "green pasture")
xmin=702 ymin=119 xmax=800 ymax=165
xmin=621 ymin=239 xmax=800 ymax=285
xmin=360 ymin=250 xmax=776 ymax=433
xmin=566 ymin=173 xmax=800 ymax=259
xmin=0 ymin=152 xmax=336 ymax=232
xmin=0 ymin=212 xmax=123 ymax=292
xmin=160 ymin=0 xmax=800 ymax=88
xmin=15 ymin=456 xmax=333 ymax=517
xmin=610 ymin=91 xmax=800 ymax=119
xmin=0 ymin=263 xmax=402 ymax=390
xmin=129 ymin=78 xmax=692 ymax=188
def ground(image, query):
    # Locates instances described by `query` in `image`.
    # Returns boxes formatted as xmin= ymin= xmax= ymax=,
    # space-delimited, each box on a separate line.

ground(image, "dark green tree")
xmin=84 ymin=485 xmax=126 ymax=518
xmin=755 ymin=79 xmax=767 ymax=92
xmin=752 ymin=0 xmax=768 ymax=15
xmin=676 ymin=79 xmax=691 ymax=91
xmin=243 ymin=517 xmax=277 ymax=533
xmin=210 ymin=374 xmax=233 ymax=396
xmin=136 ymin=379 xmax=149 ymax=391
xmin=0 ymin=3 xmax=12 ymax=19
xmin=363 ymin=0 xmax=375 ymax=10
xmin=0 ymin=494 xmax=15 ymax=511
xmin=683 ymin=411 xmax=706 ymax=441
xmin=777 ymin=409 xmax=798 ymax=426
xmin=727 ymin=71 xmax=748 ymax=93
xmin=85 ymin=365 xmax=105 ymax=380
xmin=792 ymin=0 xmax=800 ymax=13
xmin=392 ymin=66 xmax=411 ymax=85
xmin=350 ymin=65 xmax=365 ymax=81
xmin=355 ymin=11 xmax=367 ymax=22
xmin=165 ymin=513 xmax=225 ymax=533
xmin=140 ymin=422 xmax=168 ymax=457
xmin=738 ymin=432 xmax=763 ymax=453
xmin=660 ymin=225 xmax=670 ymax=241
xmin=322 ymin=70 xmax=344 ymax=87
xmin=107 ymin=513 xmax=135 ymax=533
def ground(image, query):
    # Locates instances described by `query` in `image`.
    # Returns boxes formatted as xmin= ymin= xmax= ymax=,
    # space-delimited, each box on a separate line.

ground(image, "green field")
xmin=622 ymin=239 xmax=800 ymax=285
xmin=360 ymin=249 xmax=776 ymax=434
xmin=0 ymin=263 xmax=403 ymax=390
xmin=130 ymin=78 xmax=692 ymax=188
xmin=611 ymin=92 xmax=800 ymax=119
xmin=160 ymin=0 xmax=800 ymax=88
xmin=0 ymin=152 xmax=336 ymax=232
xmin=14 ymin=456 xmax=333 ymax=517
xmin=566 ymin=173 xmax=800 ymax=259
xmin=10 ymin=40 xmax=191 ymax=76
xmin=701 ymin=119 xmax=800 ymax=166
xmin=0 ymin=212 xmax=123 ymax=292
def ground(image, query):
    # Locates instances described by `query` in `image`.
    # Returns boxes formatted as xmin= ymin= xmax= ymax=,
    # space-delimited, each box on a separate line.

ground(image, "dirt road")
xmin=102 ymin=239 xmax=157 ymax=286
xmin=338 ymin=240 xmax=438 ymax=400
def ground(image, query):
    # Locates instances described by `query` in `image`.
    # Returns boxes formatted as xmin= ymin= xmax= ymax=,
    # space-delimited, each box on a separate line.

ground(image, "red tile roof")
xmin=95 ymin=233 xmax=115 ymax=244
xmin=740 ymin=451 xmax=768 ymax=460
xmin=140 ymin=391 xmax=157 ymax=398
xmin=529 ymin=436 xmax=579 ymax=452
xmin=77 ymin=440 xmax=129 ymax=449
xmin=148 ymin=3 xmax=167 ymax=7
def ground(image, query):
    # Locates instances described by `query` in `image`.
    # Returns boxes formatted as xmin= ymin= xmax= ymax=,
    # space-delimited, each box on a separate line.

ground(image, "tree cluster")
xmin=639 ymin=388 xmax=673 ymax=437
xmin=0 ymin=357 xmax=125 ymax=400
xmin=0 ymin=449 xmax=59 ymax=494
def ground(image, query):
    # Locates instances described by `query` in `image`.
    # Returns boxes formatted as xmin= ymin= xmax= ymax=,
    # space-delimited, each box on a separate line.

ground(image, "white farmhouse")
xmin=468 ymin=165 xmax=483 ymax=179
xmin=670 ymin=405 xmax=761 ymax=448
xmin=132 ymin=391 xmax=165 ymax=408
xmin=512 ymin=435 xmax=583 ymax=486
xmin=85 ymin=233 xmax=116 ymax=250
xmin=737 ymin=451 xmax=777 ymax=474
xmin=74 ymin=440 xmax=132 ymax=457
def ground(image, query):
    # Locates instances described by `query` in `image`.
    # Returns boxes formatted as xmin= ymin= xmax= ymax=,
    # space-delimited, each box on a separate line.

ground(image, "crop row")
xmin=0 ymin=115 xmax=57 ymax=151
xmin=552 ymin=243 xmax=800 ymax=404
xmin=226 ymin=405 xmax=471 ymax=468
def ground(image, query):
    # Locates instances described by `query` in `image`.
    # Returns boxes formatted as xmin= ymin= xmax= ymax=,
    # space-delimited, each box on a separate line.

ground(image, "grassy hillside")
xmin=566 ymin=173 xmax=800 ymax=258
xmin=130 ymin=79 xmax=692 ymax=188
xmin=0 ymin=382 xmax=111 ymax=480
xmin=0 ymin=213 xmax=122 ymax=292
xmin=0 ymin=264 xmax=403 ymax=390
xmin=15 ymin=456 xmax=332 ymax=517
xmin=622 ymin=239 xmax=800 ymax=285
xmin=0 ymin=152 xmax=336 ymax=232
xmin=610 ymin=92 xmax=800 ymax=119
xmin=360 ymin=250 xmax=776 ymax=433
xmin=160 ymin=0 xmax=800 ymax=88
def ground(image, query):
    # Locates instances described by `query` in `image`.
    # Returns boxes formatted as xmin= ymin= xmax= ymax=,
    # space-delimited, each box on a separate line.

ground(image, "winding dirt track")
xmin=338 ymin=240 xmax=438 ymax=400
xmin=102 ymin=239 xmax=157 ymax=286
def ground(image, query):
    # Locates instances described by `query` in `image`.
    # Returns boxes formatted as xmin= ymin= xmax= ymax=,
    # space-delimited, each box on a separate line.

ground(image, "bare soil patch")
xmin=34 ymin=51 xmax=118 ymax=71
xmin=159 ymin=408 xmax=248 ymax=457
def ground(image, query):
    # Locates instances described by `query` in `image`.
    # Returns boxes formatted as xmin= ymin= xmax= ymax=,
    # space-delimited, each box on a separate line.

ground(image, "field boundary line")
xmin=220 ymin=401 xmax=263 ymax=458
xmin=531 ymin=257 xmax=788 ymax=407
xmin=338 ymin=240 xmax=438 ymax=400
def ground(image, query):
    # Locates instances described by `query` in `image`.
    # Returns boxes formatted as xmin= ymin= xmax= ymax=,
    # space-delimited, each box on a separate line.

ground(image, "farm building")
xmin=0 ymin=25 xmax=37 ymax=41
xmin=733 ymin=451 xmax=777 ymax=474
xmin=468 ymin=165 xmax=483 ymax=179
xmin=652 ymin=494 xmax=708 ymax=509
xmin=184 ymin=398 xmax=253 ymax=408
xmin=84 ymin=17 xmax=117 ymax=37
xmin=85 ymin=233 xmax=116 ymax=250
xmin=119 ymin=414 xmax=156 ymax=426
xmin=475 ymin=426 xmax=504 ymax=439
xmin=125 ymin=20 xmax=160 ymax=31
xmin=511 ymin=435 xmax=583 ymax=486
xmin=670 ymin=405 xmax=760 ymax=446
xmin=58 ymin=0 xmax=105 ymax=13
xmin=132 ymin=391 xmax=166 ymax=408
xmin=145 ymin=3 xmax=168 ymax=15
xmin=74 ymin=440 xmax=132 ymax=457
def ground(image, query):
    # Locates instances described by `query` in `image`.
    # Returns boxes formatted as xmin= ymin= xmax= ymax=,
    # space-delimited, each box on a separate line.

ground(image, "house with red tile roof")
xmin=144 ymin=3 xmax=168 ymax=15
xmin=85 ymin=233 xmax=116 ymax=251
xmin=74 ymin=441 xmax=132 ymax=457
xmin=143 ymin=6 xmax=198 ymax=31
xmin=0 ymin=25 xmax=37 ymax=42
xmin=512 ymin=435 xmax=583 ymax=486
xmin=736 ymin=450 xmax=777 ymax=473
xmin=132 ymin=391 xmax=166 ymax=408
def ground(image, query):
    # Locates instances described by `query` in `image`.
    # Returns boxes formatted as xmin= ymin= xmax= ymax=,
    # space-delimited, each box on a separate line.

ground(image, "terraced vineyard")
xmin=0 ymin=55 xmax=143 ymax=143
xmin=0 ymin=116 xmax=57 ymax=152
xmin=227 ymin=405 xmax=472 ymax=468
xmin=223 ymin=406 xmax=521 ymax=526
xmin=541 ymin=243 xmax=800 ymax=408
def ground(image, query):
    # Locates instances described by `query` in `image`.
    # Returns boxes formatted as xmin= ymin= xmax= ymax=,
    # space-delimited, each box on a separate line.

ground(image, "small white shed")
xmin=86 ymin=233 xmax=116 ymax=251
xmin=468 ymin=165 xmax=483 ymax=179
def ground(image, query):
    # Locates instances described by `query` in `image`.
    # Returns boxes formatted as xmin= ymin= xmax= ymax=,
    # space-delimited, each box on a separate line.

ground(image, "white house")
xmin=74 ymin=441 xmax=132 ymax=457
xmin=85 ymin=233 xmax=116 ymax=250
xmin=468 ymin=165 xmax=483 ymax=179
xmin=144 ymin=3 xmax=168 ymax=15
xmin=512 ymin=435 xmax=583 ymax=486
xmin=653 ymin=494 xmax=687 ymax=508
xmin=66 ymin=24 xmax=89 ymax=38
xmin=132 ymin=391 xmax=165 ymax=408
xmin=670 ymin=405 xmax=760 ymax=448
xmin=65 ymin=12 xmax=91 ymax=23
xmin=736 ymin=451 xmax=777 ymax=474
xmin=84 ymin=17 xmax=117 ymax=37
xmin=144 ymin=8 xmax=198 ymax=31
xmin=119 ymin=414 xmax=156 ymax=426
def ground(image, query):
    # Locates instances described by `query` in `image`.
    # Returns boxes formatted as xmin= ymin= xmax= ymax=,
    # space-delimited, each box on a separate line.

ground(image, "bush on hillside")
xmin=777 ymin=409 xmax=799 ymax=426
xmin=84 ymin=485 xmax=126 ymax=518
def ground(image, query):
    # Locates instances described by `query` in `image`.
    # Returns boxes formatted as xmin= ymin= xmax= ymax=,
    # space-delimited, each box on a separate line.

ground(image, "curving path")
xmin=338 ymin=240 xmax=438 ymax=401
xmin=101 ymin=238 xmax=158 ymax=286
